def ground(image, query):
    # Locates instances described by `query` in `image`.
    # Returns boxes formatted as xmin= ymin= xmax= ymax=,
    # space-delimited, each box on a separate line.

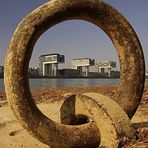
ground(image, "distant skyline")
xmin=0 ymin=0 xmax=148 ymax=71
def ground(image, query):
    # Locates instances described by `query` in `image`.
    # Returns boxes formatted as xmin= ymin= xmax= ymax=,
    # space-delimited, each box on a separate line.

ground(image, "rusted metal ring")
xmin=61 ymin=93 xmax=135 ymax=147
xmin=4 ymin=0 xmax=145 ymax=146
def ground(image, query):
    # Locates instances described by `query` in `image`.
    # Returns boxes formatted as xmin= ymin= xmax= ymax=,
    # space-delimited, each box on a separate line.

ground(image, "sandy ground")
xmin=0 ymin=102 xmax=63 ymax=148
xmin=0 ymin=84 xmax=148 ymax=147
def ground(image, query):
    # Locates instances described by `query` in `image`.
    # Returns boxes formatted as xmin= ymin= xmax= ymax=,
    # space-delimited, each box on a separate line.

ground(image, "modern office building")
xmin=95 ymin=61 xmax=116 ymax=77
xmin=39 ymin=53 xmax=65 ymax=76
xmin=38 ymin=53 xmax=119 ymax=78
xmin=0 ymin=66 xmax=3 ymax=73
xmin=146 ymin=71 xmax=148 ymax=78
xmin=28 ymin=67 xmax=39 ymax=77
xmin=0 ymin=66 xmax=4 ymax=78
xmin=71 ymin=58 xmax=95 ymax=76
xmin=59 ymin=69 xmax=80 ymax=77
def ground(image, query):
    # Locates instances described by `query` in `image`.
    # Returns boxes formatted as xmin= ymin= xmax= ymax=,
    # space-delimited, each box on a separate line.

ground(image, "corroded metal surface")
xmin=61 ymin=93 xmax=135 ymax=147
xmin=4 ymin=0 xmax=145 ymax=147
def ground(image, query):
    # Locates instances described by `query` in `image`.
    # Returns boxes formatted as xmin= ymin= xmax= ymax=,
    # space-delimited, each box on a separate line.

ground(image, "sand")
xmin=0 ymin=84 xmax=148 ymax=147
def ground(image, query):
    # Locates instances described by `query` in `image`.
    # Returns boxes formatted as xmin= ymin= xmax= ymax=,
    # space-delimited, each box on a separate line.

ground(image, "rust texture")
xmin=61 ymin=93 xmax=135 ymax=147
xmin=4 ymin=0 xmax=145 ymax=147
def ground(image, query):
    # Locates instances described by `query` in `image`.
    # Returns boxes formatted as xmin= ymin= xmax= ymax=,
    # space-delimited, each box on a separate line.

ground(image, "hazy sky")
xmin=0 ymin=0 xmax=148 ymax=71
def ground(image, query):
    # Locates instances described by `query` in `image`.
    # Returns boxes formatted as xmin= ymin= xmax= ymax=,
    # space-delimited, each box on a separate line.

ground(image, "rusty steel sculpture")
xmin=4 ymin=0 xmax=145 ymax=147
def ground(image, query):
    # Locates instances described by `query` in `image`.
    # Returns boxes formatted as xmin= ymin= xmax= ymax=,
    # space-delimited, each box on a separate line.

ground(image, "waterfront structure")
xmin=28 ymin=68 xmax=39 ymax=77
xmin=39 ymin=53 xmax=65 ymax=76
xmin=95 ymin=61 xmax=116 ymax=77
xmin=59 ymin=69 xmax=80 ymax=77
xmin=0 ymin=66 xmax=3 ymax=73
xmin=146 ymin=71 xmax=148 ymax=78
xmin=0 ymin=66 xmax=4 ymax=77
xmin=71 ymin=58 xmax=95 ymax=76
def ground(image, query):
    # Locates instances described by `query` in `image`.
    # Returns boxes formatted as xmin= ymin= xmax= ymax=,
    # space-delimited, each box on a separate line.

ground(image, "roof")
xmin=73 ymin=58 xmax=93 ymax=60
xmin=39 ymin=53 xmax=61 ymax=58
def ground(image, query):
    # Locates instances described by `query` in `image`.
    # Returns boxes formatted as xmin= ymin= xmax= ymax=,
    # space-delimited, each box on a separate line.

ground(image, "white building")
xmin=39 ymin=53 xmax=65 ymax=76
xmin=95 ymin=61 xmax=116 ymax=77
xmin=71 ymin=58 xmax=95 ymax=76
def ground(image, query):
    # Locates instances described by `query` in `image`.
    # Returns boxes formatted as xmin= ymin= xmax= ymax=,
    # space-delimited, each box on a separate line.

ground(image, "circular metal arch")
xmin=4 ymin=0 xmax=145 ymax=146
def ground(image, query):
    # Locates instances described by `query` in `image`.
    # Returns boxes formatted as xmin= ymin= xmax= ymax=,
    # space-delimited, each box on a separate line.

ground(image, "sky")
xmin=0 ymin=0 xmax=148 ymax=71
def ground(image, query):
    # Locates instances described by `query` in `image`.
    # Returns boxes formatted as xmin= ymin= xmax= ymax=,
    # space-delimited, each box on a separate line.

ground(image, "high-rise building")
xmin=71 ymin=58 xmax=95 ymax=76
xmin=39 ymin=53 xmax=65 ymax=76
xmin=95 ymin=61 xmax=116 ymax=77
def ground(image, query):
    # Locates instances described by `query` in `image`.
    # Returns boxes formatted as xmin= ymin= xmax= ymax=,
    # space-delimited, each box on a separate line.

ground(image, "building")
xmin=95 ymin=61 xmax=116 ymax=77
xmin=0 ymin=66 xmax=3 ymax=73
xmin=71 ymin=58 xmax=95 ymax=76
xmin=0 ymin=66 xmax=4 ymax=78
xmin=39 ymin=53 xmax=65 ymax=76
xmin=28 ymin=68 xmax=39 ymax=77
xmin=58 ymin=69 xmax=80 ymax=77
xmin=146 ymin=71 xmax=148 ymax=78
